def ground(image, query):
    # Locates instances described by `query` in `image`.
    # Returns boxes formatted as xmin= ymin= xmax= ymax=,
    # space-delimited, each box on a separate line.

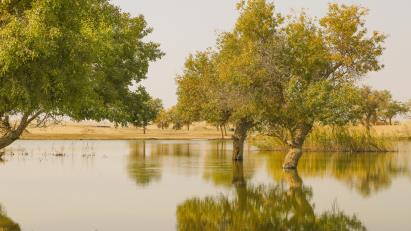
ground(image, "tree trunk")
xmin=282 ymin=123 xmax=312 ymax=169
xmin=220 ymin=125 xmax=224 ymax=140
xmin=187 ymin=124 xmax=190 ymax=131
xmin=0 ymin=111 xmax=41 ymax=150
xmin=143 ymin=126 xmax=146 ymax=134
xmin=389 ymin=117 xmax=393 ymax=125
xmin=224 ymin=124 xmax=228 ymax=136
xmin=282 ymin=145 xmax=303 ymax=169
xmin=232 ymin=119 xmax=253 ymax=161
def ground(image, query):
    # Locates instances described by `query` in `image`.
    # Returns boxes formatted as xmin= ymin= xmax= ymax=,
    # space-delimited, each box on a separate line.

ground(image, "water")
xmin=1 ymin=140 xmax=411 ymax=231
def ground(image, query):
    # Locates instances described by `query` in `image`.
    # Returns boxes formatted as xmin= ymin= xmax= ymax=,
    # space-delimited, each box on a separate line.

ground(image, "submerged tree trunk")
xmin=283 ymin=145 xmax=303 ymax=169
xmin=232 ymin=119 xmax=253 ymax=161
xmin=282 ymin=123 xmax=312 ymax=169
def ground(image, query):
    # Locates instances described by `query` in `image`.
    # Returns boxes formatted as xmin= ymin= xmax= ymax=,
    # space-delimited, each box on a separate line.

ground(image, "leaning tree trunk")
xmin=283 ymin=144 xmax=303 ymax=169
xmin=0 ymin=112 xmax=41 ymax=150
xmin=232 ymin=119 xmax=253 ymax=161
xmin=282 ymin=123 xmax=312 ymax=169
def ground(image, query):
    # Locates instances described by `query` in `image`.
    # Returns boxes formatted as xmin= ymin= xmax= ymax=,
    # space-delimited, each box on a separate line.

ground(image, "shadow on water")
xmin=0 ymin=205 xmax=20 ymax=231
xmin=177 ymin=162 xmax=366 ymax=231
xmin=264 ymin=152 xmax=410 ymax=196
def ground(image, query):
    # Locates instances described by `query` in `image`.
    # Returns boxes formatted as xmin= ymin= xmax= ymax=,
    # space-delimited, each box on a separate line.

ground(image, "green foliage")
xmin=354 ymin=86 xmax=409 ymax=127
xmin=155 ymin=109 xmax=170 ymax=129
xmin=0 ymin=0 xmax=163 ymax=146
xmin=127 ymin=88 xmax=163 ymax=132
xmin=256 ymin=3 xmax=386 ymax=152
xmin=0 ymin=205 xmax=20 ymax=231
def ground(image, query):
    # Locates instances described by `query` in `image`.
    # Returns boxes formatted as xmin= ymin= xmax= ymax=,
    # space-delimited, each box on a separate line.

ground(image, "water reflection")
xmin=127 ymin=141 xmax=162 ymax=186
xmin=266 ymin=152 xmax=410 ymax=196
xmin=127 ymin=141 xmax=199 ymax=187
xmin=177 ymin=163 xmax=365 ymax=231
xmin=0 ymin=206 xmax=20 ymax=231
xmin=203 ymin=141 xmax=256 ymax=187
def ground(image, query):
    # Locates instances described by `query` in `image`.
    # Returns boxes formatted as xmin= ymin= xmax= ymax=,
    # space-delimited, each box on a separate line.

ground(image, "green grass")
xmin=251 ymin=126 xmax=397 ymax=152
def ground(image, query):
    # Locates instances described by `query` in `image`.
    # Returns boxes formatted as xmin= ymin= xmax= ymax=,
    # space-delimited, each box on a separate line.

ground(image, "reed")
xmin=251 ymin=125 xmax=397 ymax=152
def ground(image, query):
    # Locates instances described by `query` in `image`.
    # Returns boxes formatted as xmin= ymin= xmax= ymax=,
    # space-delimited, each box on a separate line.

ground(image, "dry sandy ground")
xmin=21 ymin=121 xmax=232 ymax=140
xmin=19 ymin=120 xmax=411 ymax=141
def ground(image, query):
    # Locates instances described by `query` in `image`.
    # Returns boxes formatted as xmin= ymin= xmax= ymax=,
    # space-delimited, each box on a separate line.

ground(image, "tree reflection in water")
xmin=177 ymin=162 xmax=366 ymax=231
xmin=127 ymin=141 xmax=197 ymax=186
xmin=0 ymin=206 xmax=20 ymax=231
xmin=266 ymin=152 xmax=410 ymax=197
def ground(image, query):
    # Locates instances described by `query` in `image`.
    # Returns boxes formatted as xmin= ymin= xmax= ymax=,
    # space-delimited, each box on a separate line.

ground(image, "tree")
xmin=177 ymin=0 xmax=282 ymax=160
xmin=0 ymin=205 xmax=20 ymax=231
xmin=127 ymin=88 xmax=163 ymax=134
xmin=0 ymin=0 xmax=163 ymax=150
xmin=168 ymin=106 xmax=184 ymax=130
xmin=380 ymin=100 xmax=408 ymax=125
xmin=259 ymin=4 xmax=385 ymax=169
xmin=176 ymin=51 xmax=232 ymax=137
xmin=356 ymin=86 xmax=391 ymax=129
xmin=155 ymin=109 xmax=171 ymax=130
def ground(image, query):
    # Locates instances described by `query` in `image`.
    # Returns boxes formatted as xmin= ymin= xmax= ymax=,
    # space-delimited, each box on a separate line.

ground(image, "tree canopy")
xmin=0 ymin=0 xmax=163 ymax=149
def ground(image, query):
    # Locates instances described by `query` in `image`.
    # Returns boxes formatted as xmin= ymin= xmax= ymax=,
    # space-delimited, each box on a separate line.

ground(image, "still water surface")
xmin=1 ymin=140 xmax=411 ymax=231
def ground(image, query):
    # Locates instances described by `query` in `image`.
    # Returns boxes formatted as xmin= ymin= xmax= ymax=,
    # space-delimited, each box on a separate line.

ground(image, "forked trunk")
xmin=282 ymin=123 xmax=312 ymax=169
xmin=232 ymin=119 xmax=253 ymax=161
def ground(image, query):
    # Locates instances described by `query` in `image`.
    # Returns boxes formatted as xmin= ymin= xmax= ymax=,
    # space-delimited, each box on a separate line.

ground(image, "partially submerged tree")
xmin=177 ymin=0 xmax=282 ymax=160
xmin=260 ymin=4 xmax=385 ymax=169
xmin=0 ymin=0 xmax=163 ymax=149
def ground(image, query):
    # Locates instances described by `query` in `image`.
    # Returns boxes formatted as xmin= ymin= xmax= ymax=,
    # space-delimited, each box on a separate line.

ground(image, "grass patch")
xmin=251 ymin=126 xmax=397 ymax=152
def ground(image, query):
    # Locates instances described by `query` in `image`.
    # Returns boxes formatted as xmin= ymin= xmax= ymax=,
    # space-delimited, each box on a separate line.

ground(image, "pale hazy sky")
xmin=111 ymin=0 xmax=411 ymax=108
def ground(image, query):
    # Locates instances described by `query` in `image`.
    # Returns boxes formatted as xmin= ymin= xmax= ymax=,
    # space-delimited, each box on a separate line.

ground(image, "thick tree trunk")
xmin=232 ymin=119 xmax=253 ymax=161
xmin=282 ymin=123 xmax=312 ymax=169
xmin=282 ymin=145 xmax=303 ymax=169
xmin=389 ymin=118 xmax=393 ymax=126
xmin=0 ymin=111 xmax=41 ymax=150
